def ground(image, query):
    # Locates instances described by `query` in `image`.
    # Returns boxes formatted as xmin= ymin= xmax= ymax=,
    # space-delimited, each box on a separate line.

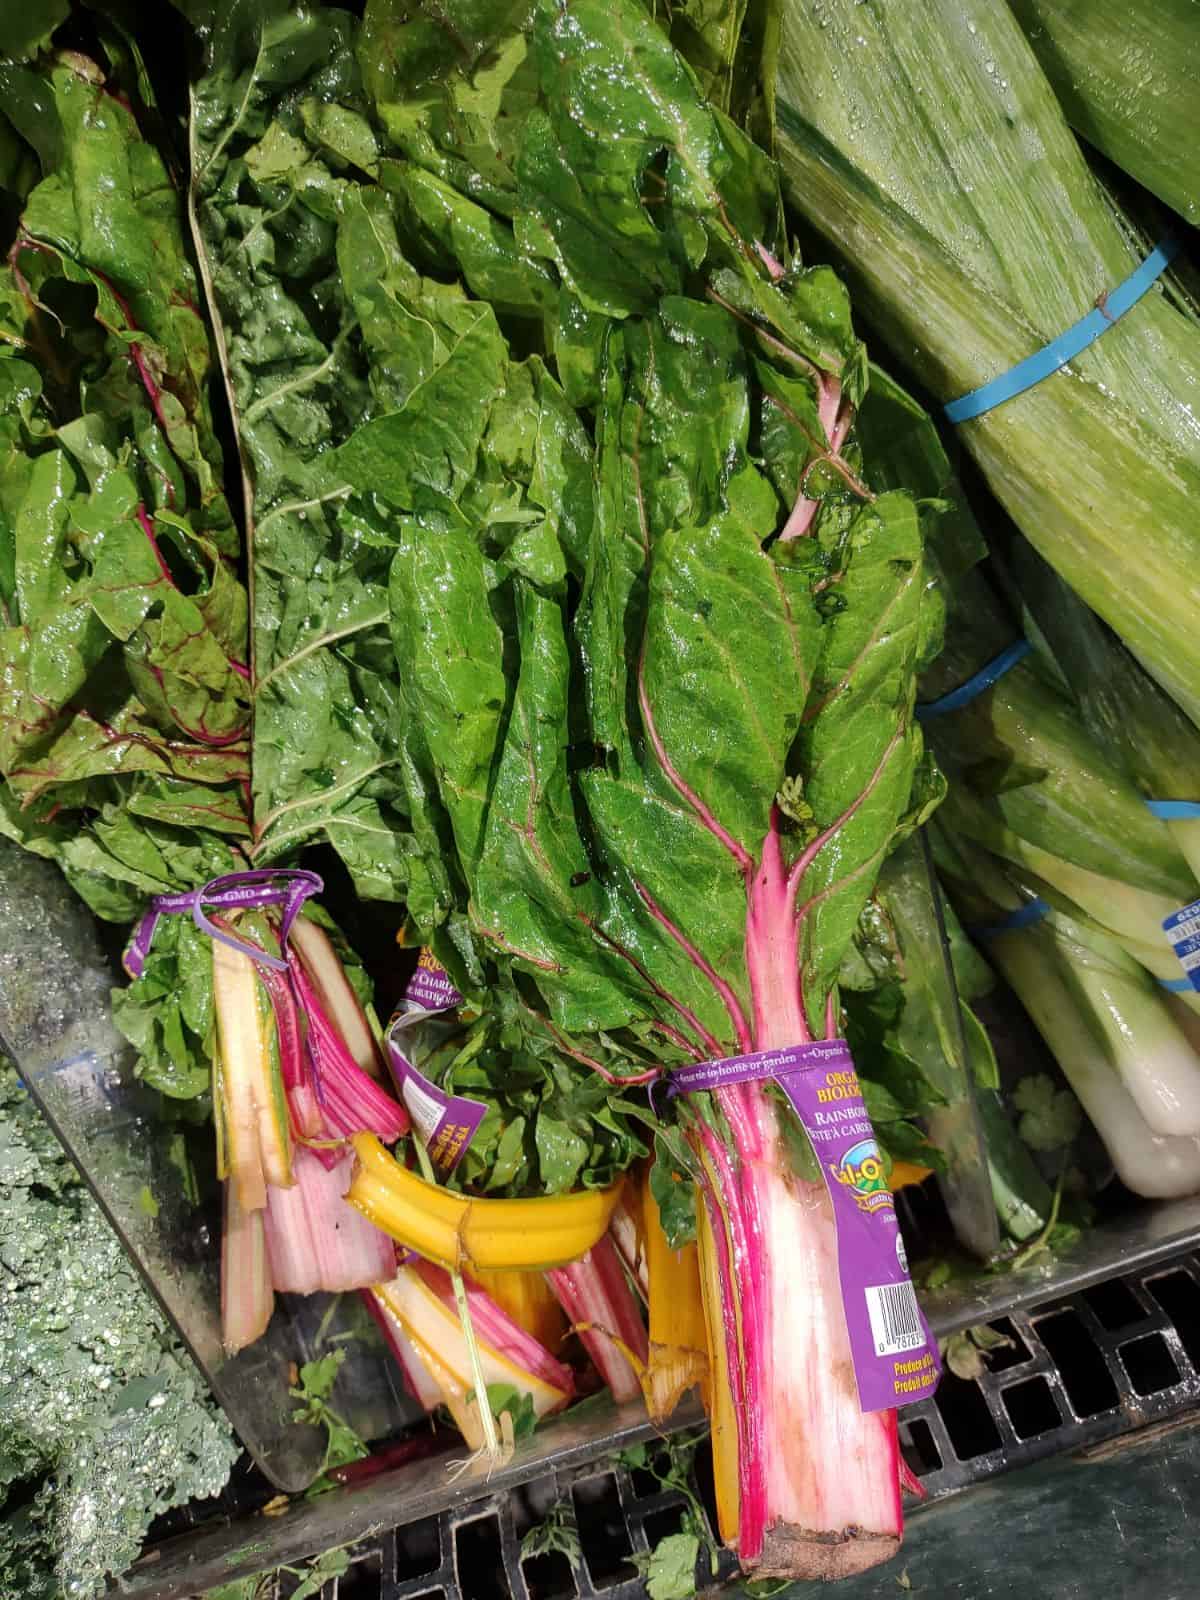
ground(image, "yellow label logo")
xmin=829 ymin=1138 xmax=895 ymax=1214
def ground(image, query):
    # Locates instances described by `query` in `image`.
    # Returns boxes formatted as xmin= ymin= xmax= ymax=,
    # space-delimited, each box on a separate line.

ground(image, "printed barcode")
xmin=865 ymin=1281 xmax=923 ymax=1357
xmin=1170 ymin=916 xmax=1200 ymax=942
xmin=401 ymin=1075 xmax=444 ymax=1141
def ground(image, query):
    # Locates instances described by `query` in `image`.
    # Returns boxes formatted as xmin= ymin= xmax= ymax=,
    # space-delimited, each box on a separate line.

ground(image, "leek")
xmin=773 ymin=0 xmax=1200 ymax=727
xmin=1007 ymin=538 xmax=1200 ymax=883
xmin=853 ymin=833 xmax=1052 ymax=1249
xmin=1007 ymin=0 xmax=1200 ymax=225
xmin=939 ymin=834 xmax=1200 ymax=1194
xmin=917 ymin=560 xmax=1200 ymax=996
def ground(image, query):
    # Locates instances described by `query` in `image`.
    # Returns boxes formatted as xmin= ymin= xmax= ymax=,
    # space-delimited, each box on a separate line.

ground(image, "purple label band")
xmin=123 ymin=868 xmax=323 ymax=978
xmin=660 ymin=1038 xmax=854 ymax=1099
xmin=661 ymin=1039 xmax=940 ymax=1414
xmin=385 ymin=1013 xmax=487 ymax=1176
xmin=122 ymin=867 xmax=333 ymax=1111
xmin=403 ymin=950 xmax=463 ymax=1012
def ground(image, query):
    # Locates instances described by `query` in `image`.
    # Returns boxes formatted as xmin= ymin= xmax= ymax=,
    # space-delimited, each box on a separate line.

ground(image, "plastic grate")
xmin=313 ymin=1459 xmax=742 ymax=1600
xmin=232 ymin=1250 xmax=1200 ymax=1600
xmin=897 ymin=1253 xmax=1200 ymax=1499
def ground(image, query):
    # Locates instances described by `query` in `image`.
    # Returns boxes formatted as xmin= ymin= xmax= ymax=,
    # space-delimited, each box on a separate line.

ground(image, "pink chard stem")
xmin=546 ymin=1233 xmax=648 ymax=1404
xmin=778 ymin=377 xmax=849 ymax=544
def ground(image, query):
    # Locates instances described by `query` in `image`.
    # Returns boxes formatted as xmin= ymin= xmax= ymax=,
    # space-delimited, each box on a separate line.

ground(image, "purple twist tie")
xmin=123 ymin=868 xmax=324 ymax=978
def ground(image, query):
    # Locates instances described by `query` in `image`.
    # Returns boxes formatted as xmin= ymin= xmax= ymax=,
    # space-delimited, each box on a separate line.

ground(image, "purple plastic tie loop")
xmin=191 ymin=868 xmax=324 ymax=970
xmin=123 ymin=868 xmax=323 ymax=978
xmin=122 ymin=867 xmax=330 ymax=1110
xmin=647 ymin=1041 xmax=836 ymax=1118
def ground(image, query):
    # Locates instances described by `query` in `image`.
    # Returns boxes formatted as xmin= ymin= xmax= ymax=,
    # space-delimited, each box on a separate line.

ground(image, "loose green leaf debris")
xmin=520 ymin=1492 xmax=583 ymax=1564
xmin=483 ymin=1383 xmax=539 ymax=1442
xmin=1013 ymin=1074 xmax=1084 ymax=1155
xmin=620 ymin=1430 xmax=720 ymax=1595
xmin=942 ymin=1322 xmax=1014 ymax=1383
xmin=523 ymin=1432 xmax=718 ymax=1600
xmin=202 ymin=1546 xmax=353 ymax=1600
xmin=642 ymin=1532 xmax=703 ymax=1600
xmin=649 ymin=1131 xmax=699 ymax=1251
xmin=289 ymin=1351 xmax=369 ymax=1491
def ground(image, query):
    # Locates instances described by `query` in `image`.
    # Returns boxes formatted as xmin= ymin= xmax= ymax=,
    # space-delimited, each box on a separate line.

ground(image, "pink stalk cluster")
xmin=221 ymin=916 xmax=409 ymax=1354
xmin=264 ymin=1147 xmax=396 ymax=1295
xmin=223 ymin=1148 xmax=398 ymax=1353
xmin=546 ymin=1233 xmax=649 ymax=1404
xmin=285 ymin=953 xmax=409 ymax=1158
xmin=365 ymin=1261 xmax=575 ymax=1441
xmin=689 ymin=806 xmax=900 ymax=1575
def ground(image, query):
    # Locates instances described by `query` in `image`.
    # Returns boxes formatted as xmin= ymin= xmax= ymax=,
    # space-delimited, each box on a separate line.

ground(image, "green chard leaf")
xmin=363 ymin=0 xmax=540 ymax=220
xmin=517 ymin=0 xmax=776 ymax=316
xmin=650 ymin=1130 xmax=699 ymax=1249
xmin=795 ymin=491 xmax=932 ymax=1014
xmin=0 ymin=48 xmax=251 ymax=934
xmin=187 ymin=6 xmax=418 ymax=901
xmin=365 ymin=0 xmax=935 ymax=1094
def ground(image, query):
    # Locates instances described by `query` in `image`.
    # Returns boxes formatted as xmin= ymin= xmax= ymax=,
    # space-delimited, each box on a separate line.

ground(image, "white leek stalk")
xmin=990 ymin=926 xmax=1200 ymax=1197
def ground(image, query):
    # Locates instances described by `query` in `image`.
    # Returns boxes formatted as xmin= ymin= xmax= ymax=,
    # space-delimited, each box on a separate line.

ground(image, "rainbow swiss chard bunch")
xmin=338 ymin=0 xmax=943 ymax=1577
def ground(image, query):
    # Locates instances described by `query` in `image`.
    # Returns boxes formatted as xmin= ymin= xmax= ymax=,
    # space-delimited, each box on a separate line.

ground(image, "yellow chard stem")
xmin=212 ymin=937 xmax=269 ymax=1211
xmin=345 ymin=1134 xmax=622 ymax=1270
xmin=471 ymin=1268 xmax=567 ymax=1351
xmin=696 ymin=1188 xmax=740 ymax=1548
xmin=642 ymin=1165 xmax=708 ymax=1423
xmin=409 ymin=1134 xmax=503 ymax=1468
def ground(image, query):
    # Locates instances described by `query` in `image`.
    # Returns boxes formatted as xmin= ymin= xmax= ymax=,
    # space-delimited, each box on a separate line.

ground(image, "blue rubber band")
xmin=1159 ymin=976 xmax=1195 ymax=992
xmin=1146 ymin=800 xmax=1200 ymax=820
xmin=945 ymin=236 xmax=1179 ymax=424
xmin=966 ymin=897 xmax=1050 ymax=941
xmin=916 ymin=639 xmax=1031 ymax=723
